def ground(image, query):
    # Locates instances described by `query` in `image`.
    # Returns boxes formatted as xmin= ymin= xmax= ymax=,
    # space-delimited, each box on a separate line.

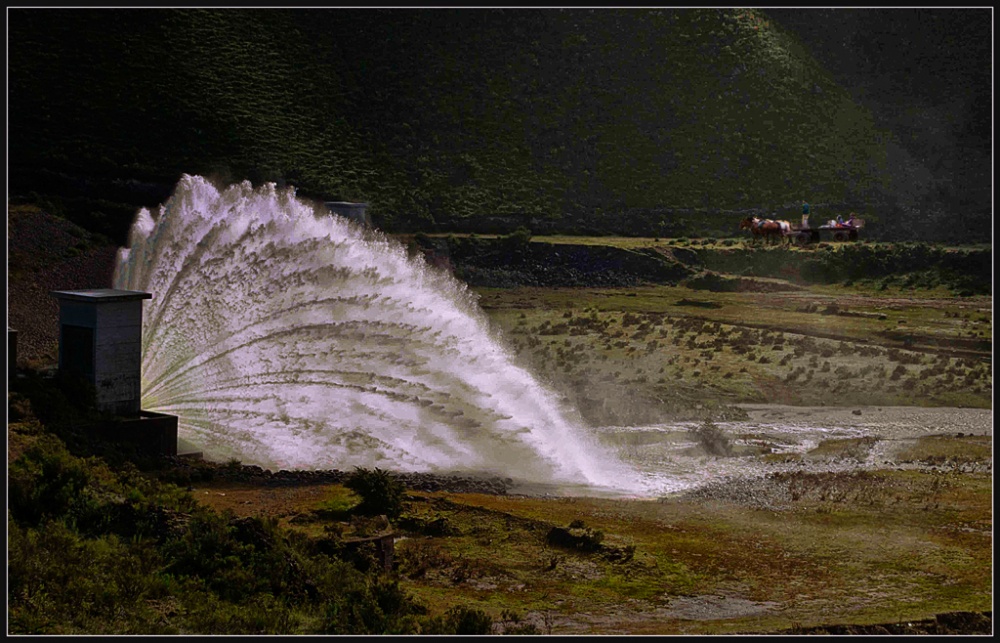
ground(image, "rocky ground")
xmin=156 ymin=455 xmax=514 ymax=496
xmin=737 ymin=403 xmax=993 ymax=437
xmin=8 ymin=204 xmax=118 ymax=366
xmin=775 ymin=610 xmax=992 ymax=635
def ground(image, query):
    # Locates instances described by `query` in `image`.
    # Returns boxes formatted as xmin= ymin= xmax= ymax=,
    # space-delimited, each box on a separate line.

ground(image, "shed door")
xmin=61 ymin=324 xmax=95 ymax=379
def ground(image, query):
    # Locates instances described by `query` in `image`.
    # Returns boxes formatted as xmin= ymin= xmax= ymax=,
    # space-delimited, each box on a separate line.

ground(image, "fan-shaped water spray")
xmin=114 ymin=175 xmax=634 ymax=491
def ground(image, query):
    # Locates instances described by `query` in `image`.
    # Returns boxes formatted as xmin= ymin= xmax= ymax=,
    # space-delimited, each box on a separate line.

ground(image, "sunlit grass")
xmin=474 ymin=284 xmax=991 ymax=424
xmin=386 ymin=462 xmax=992 ymax=634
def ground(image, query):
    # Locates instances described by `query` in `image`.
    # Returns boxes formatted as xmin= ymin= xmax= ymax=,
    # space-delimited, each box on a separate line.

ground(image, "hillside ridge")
xmin=7 ymin=9 xmax=991 ymax=244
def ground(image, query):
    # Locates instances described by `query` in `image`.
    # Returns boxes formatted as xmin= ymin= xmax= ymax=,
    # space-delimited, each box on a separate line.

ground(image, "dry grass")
xmin=183 ymin=436 xmax=992 ymax=636
xmin=477 ymin=285 xmax=991 ymax=424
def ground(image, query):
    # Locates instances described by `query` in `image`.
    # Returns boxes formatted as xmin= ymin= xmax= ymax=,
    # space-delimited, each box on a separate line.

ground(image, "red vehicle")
xmin=791 ymin=215 xmax=863 ymax=244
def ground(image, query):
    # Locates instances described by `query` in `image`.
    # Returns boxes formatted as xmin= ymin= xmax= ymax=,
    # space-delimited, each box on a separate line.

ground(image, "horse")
xmin=739 ymin=216 xmax=790 ymax=245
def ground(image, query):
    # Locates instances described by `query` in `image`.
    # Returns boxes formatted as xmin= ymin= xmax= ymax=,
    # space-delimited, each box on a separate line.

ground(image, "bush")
xmin=321 ymin=578 xmax=425 ymax=634
xmin=6 ymin=418 xmax=490 ymax=635
xmin=181 ymin=591 xmax=295 ymax=635
xmin=421 ymin=605 xmax=494 ymax=635
xmin=396 ymin=539 xmax=453 ymax=579
xmin=547 ymin=522 xmax=605 ymax=552
xmin=9 ymin=434 xmax=94 ymax=526
xmin=344 ymin=468 xmax=407 ymax=519
xmin=447 ymin=606 xmax=494 ymax=635
xmin=690 ymin=420 xmax=733 ymax=456
xmin=160 ymin=511 xmax=323 ymax=605
xmin=161 ymin=512 xmax=256 ymax=600
xmin=500 ymin=226 xmax=532 ymax=253
xmin=8 ymin=519 xmax=168 ymax=634
xmin=799 ymin=257 xmax=842 ymax=284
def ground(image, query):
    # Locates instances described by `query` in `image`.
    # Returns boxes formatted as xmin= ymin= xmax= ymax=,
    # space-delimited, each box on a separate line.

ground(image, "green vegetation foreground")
xmin=8 ymin=379 xmax=497 ymax=635
xmin=7 ymin=377 xmax=992 ymax=634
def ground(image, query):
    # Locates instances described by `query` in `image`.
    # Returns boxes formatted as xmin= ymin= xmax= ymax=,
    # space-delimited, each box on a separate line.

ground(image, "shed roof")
xmin=51 ymin=289 xmax=152 ymax=303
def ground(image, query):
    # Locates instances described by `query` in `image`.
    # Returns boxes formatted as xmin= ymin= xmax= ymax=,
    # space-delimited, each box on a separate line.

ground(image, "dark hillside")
xmin=765 ymin=8 xmax=992 ymax=243
xmin=7 ymin=205 xmax=119 ymax=364
xmin=7 ymin=8 xmax=991 ymax=243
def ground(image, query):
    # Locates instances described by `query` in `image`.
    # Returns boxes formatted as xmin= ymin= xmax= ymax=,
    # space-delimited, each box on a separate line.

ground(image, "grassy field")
xmin=394 ymin=465 xmax=991 ymax=634
xmin=191 ymin=426 xmax=992 ymax=634
xmin=470 ymin=281 xmax=990 ymax=426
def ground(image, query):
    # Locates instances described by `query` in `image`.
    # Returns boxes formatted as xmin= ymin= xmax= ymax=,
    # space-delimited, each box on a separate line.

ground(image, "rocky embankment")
xmin=775 ymin=610 xmax=992 ymax=635
xmin=413 ymin=236 xmax=807 ymax=293
xmin=415 ymin=236 xmax=697 ymax=288
xmin=160 ymin=456 xmax=513 ymax=495
xmin=8 ymin=205 xmax=119 ymax=365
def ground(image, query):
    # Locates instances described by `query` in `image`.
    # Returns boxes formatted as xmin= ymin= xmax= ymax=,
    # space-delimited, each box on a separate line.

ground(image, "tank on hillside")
xmin=325 ymin=201 xmax=370 ymax=226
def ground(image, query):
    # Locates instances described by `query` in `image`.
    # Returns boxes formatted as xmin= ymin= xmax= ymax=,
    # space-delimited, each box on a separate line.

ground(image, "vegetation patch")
xmin=476 ymin=280 xmax=990 ymax=426
xmin=893 ymin=434 xmax=993 ymax=467
xmin=7 ymin=377 xmax=991 ymax=635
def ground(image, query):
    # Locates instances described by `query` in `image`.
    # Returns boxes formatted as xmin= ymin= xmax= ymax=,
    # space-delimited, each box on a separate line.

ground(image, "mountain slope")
xmin=6 ymin=8 xmax=988 ymax=242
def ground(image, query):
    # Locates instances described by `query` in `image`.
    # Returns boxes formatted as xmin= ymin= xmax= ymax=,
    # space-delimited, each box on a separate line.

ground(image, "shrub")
xmin=498 ymin=609 xmax=541 ymax=634
xmin=547 ymin=522 xmax=604 ymax=552
xmin=181 ymin=591 xmax=295 ymax=635
xmin=321 ymin=578 xmax=424 ymax=635
xmin=396 ymin=539 xmax=453 ymax=579
xmin=500 ymin=226 xmax=532 ymax=253
xmin=9 ymin=434 xmax=94 ymax=526
xmin=420 ymin=605 xmax=494 ymax=635
xmin=344 ymin=468 xmax=407 ymax=519
xmin=799 ymin=258 xmax=841 ymax=284
xmin=161 ymin=512 xmax=255 ymax=599
xmin=690 ymin=420 xmax=733 ymax=456
xmin=8 ymin=519 xmax=168 ymax=634
xmin=447 ymin=606 xmax=494 ymax=635
xmin=161 ymin=512 xmax=317 ymax=604
xmin=8 ymin=419 xmax=486 ymax=635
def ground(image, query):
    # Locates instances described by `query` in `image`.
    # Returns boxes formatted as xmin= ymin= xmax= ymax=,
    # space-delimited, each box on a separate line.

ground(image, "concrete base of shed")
xmin=97 ymin=410 xmax=179 ymax=456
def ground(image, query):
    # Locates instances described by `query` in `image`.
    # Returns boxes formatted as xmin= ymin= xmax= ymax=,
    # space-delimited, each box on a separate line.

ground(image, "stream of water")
xmin=113 ymin=176 xmax=992 ymax=499
xmin=114 ymin=175 xmax=635 ymax=491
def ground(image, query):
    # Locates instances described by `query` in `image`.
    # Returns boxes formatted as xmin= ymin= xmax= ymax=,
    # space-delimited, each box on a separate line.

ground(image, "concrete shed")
xmin=50 ymin=288 xmax=152 ymax=416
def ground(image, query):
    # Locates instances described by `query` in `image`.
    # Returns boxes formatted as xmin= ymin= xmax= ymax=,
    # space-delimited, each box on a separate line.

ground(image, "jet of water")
xmin=114 ymin=175 xmax=635 ymax=491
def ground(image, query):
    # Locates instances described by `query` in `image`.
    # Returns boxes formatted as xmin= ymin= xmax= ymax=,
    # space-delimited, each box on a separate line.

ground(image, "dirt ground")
xmin=737 ymin=404 xmax=992 ymax=438
xmin=185 ymin=403 xmax=991 ymax=636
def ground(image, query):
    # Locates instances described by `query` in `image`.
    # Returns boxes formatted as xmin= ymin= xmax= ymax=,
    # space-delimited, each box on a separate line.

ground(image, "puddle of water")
xmin=587 ymin=407 xmax=993 ymax=498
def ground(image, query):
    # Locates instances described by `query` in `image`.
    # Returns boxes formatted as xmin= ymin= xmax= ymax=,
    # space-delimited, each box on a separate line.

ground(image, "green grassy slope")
xmin=10 ymin=8 xmax=971 ymax=242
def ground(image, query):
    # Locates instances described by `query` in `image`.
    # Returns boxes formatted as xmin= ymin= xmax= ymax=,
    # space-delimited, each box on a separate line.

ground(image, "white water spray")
xmin=114 ymin=175 xmax=634 ymax=491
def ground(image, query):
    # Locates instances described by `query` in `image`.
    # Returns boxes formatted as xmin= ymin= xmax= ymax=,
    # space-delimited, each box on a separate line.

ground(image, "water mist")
xmin=114 ymin=175 xmax=634 ymax=491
